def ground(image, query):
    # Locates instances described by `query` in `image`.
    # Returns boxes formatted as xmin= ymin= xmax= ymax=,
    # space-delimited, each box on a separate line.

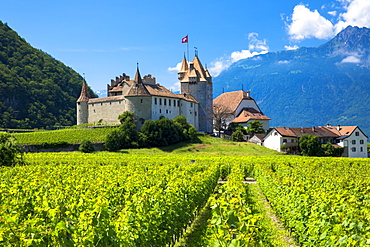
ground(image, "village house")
xmin=263 ymin=125 xmax=368 ymax=158
xmin=212 ymin=90 xmax=270 ymax=132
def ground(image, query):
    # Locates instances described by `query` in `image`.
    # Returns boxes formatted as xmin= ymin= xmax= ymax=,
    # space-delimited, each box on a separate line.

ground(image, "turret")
xmin=76 ymin=82 xmax=90 ymax=125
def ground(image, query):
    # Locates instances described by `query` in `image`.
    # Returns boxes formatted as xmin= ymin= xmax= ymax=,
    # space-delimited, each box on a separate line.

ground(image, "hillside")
xmin=214 ymin=26 xmax=370 ymax=136
xmin=0 ymin=21 xmax=96 ymax=129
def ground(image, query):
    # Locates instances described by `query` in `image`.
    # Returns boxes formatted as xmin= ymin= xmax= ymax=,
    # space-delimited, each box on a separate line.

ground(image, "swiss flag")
xmin=182 ymin=35 xmax=188 ymax=43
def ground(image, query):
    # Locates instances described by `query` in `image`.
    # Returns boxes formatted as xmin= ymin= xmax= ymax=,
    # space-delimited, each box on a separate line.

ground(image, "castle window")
xmin=169 ymin=100 xmax=171 ymax=106
xmin=195 ymin=111 xmax=197 ymax=116
xmin=355 ymin=132 xmax=359 ymax=136
xmin=174 ymin=100 xmax=176 ymax=106
xmin=141 ymin=99 xmax=143 ymax=103
xmin=101 ymin=103 xmax=103 ymax=106
xmin=155 ymin=98 xmax=157 ymax=105
xmin=160 ymin=98 xmax=162 ymax=105
xmin=352 ymin=147 xmax=356 ymax=152
xmin=160 ymin=109 xmax=162 ymax=113
xmin=164 ymin=99 xmax=167 ymax=105
xmin=360 ymin=140 xmax=364 ymax=144
xmin=110 ymin=102 xmax=112 ymax=105
xmin=191 ymin=103 xmax=193 ymax=107
xmin=361 ymin=147 xmax=364 ymax=152
xmin=352 ymin=140 xmax=356 ymax=145
xmin=166 ymin=109 xmax=168 ymax=114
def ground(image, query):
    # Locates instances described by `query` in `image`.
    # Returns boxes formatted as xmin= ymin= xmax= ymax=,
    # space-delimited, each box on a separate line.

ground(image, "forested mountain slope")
xmin=214 ymin=26 xmax=370 ymax=137
xmin=0 ymin=21 xmax=96 ymax=129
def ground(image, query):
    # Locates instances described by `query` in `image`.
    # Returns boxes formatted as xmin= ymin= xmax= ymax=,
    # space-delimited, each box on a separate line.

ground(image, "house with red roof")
xmin=212 ymin=90 xmax=270 ymax=131
xmin=263 ymin=125 xmax=368 ymax=158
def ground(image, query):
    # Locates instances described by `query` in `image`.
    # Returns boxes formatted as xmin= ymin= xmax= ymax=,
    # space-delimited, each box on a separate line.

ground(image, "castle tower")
xmin=179 ymin=55 xmax=213 ymax=133
xmin=76 ymin=82 xmax=90 ymax=125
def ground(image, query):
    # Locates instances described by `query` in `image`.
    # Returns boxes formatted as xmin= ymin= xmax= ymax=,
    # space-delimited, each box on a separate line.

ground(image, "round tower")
xmin=76 ymin=82 xmax=90 ymax=125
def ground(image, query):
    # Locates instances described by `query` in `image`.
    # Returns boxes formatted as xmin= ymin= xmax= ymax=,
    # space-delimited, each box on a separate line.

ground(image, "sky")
xmin=1 ymin=0 xmax=370 ymax=95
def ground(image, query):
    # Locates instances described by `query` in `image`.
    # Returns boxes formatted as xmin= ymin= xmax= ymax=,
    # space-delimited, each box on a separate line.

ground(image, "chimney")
xmin=312 ymin=126 xmax=315 ymax=132
xmin=326 ymin=123 xmax=331 ymax=127
xmin=246 ymin=90 xmax=250 ymax=97
xmin=337 ymin=125 xmax=341 ymax=131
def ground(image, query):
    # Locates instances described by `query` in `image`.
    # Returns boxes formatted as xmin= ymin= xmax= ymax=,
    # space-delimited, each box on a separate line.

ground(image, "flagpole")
xmin=187 ymin=35 xmax=189 ymax=61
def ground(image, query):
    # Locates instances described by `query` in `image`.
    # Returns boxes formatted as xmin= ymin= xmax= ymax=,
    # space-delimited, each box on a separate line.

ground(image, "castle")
xmin=77 ymin=55 xmax=213 ymax=133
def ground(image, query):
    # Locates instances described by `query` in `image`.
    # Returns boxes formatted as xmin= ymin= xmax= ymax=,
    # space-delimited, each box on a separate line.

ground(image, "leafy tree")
xmin=104 ymin=111 xmax=138 ymax=151
xmin=322 ymin=142 xmax=344 ymax=157
xmin=299 ymin=134 xmax=321 ymax=156
xmin=246 ymin=120 xmax=265 ymax=135
xmin=0 ymin=133 xmax=24 ymax=166
xmin=79 ymin=140 xmax=94 ymax=153
xmin=231 ymin=129 xmax=244 ymax=142
xmin=173 ymin=115 xmax=197 ymax=141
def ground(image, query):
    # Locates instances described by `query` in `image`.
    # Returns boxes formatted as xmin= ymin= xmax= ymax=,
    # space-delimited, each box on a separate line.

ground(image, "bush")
xmin=79 ymin=140 xmax=95 ymax=153
xmin=232 ymin=129 xmax=244 ymax=142
xmin=0 ymin=133 xmax=24 ymax=166
xmin=299 ymin=134 xmax=321 ymax=156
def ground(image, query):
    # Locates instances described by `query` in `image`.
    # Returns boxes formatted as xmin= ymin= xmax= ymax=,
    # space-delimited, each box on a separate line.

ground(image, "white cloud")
xmin=286 ymin=0 xmax=370 ymax=42
xmin=341 ymin=55 xmax=361 ymax=63
xmin=278 ymin=60 xmax=290 ymax=64
xmin=287 ymin=4 xmax=335 ymax=40
xmin=284 ymin=45 xmax=299 ymax=50
xmin=208 ymin=33 xmax=269 ymax=77
xmin=335 ymin=0 xmax=370 ymax=32
xmin=167 ymin=62 xmax=182 ymax=72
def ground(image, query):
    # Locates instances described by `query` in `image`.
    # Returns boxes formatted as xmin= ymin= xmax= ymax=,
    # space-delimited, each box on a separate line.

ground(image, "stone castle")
xmin=77 ymin=55 xmax=213 ymax=133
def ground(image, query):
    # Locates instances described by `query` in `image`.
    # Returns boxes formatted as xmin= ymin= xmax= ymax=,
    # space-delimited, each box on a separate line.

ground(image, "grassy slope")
xmin=120 ymin=135 xmax=281 ymax=156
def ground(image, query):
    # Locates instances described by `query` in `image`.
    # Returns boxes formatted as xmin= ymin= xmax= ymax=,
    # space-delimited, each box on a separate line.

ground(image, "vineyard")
xmin=0 ymin=153 xmax=370 ymax=246
xmin=12 ymin=127 xmax=118 ymax=145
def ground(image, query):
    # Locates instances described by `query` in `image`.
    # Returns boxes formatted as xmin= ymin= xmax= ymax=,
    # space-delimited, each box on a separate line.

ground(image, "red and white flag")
xmin=182 ymin=35 xmax=188 ymax=43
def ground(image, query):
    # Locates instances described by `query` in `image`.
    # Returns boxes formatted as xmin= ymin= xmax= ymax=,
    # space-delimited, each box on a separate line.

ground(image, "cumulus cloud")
xmin=284 ymin=45 xmax=299 ymax=50
xmin=341 ymin=55 xmax=361 ymax=63
xmin=208 ymin=33 xmax=269 ymax=77
xmin=287 ymin=4 xmax=335 ymax=40
xmin=167 ymin=62 xmax=182 ymax=72
xmin=286 ymin=0 xmax=370 ymax=42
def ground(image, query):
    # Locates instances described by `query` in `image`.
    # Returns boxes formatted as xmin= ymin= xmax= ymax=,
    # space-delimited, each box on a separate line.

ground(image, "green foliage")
xmin=322 ymin=142 xmax=344 ymax=157
xmin=231 ymin=129 xmax=244 ymax=142
xmin=78 ymin=140 xmax=94 ymax=153
xmin=246 ymin=120 xmax=265 ymax=134
xmin=104 ymin=116 xmax=138 ymax=151
xmin=299 ymin=134 xmax=321 ymax=156
xmin=0 ymin=133 xmax=24 ymax=166
xmin=0 ymin=21 xmax=97 ymax=129
xmin=13 ymin=127 xmax=117 ymax=145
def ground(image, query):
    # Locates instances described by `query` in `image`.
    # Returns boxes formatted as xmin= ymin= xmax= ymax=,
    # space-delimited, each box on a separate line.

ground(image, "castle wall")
xmin=125 ymin=96 xmax=152 ymax=123
xmin=87 ymin=99 xmax=126 ymax=124
xmin=179 ymin=100 xmax=199 ymax=130
xmin=152 ymin=97 xmax=181 ymax=120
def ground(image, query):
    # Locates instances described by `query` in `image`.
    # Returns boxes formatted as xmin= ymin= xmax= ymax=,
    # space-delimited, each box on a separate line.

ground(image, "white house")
xmin=263 ymin=125 xmax=368 ymax=158
xmin=213 ymin=90 xmax=270 ymax=131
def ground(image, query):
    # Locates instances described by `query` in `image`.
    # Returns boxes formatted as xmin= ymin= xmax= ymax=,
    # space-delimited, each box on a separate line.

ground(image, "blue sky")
xmin=1 ymin=0 xmax=370 ymax=95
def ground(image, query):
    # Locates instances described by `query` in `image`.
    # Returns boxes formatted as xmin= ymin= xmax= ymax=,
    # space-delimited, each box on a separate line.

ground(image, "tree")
xmin=299 ymin=134 xmax=321 ymax=156
xmin=104 ymin=111 xmax=138 ymax=151
xmin=231 ymin=129 xmax=244 ymax=142
xmin=79 ymin=140 xmax=94 ymax=153
xmin=213 ymin=104 xmax=232 ymax=136
xmin=246 ymin=120 xmax=265 ymax=135
xmin=0 ymin=133 xmax=24 ymax=166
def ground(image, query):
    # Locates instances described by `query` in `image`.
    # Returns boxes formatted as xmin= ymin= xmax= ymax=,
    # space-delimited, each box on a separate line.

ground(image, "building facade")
xmin=77 ymin=55 xmax=212 ymax=132
xmin=263 ymin=125 xmax=368 ymax=158
xmin=213 ymin=90 xmax=270 ymax=131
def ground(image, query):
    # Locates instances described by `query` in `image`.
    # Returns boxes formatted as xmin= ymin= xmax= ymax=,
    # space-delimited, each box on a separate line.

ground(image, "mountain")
xmin=214 ymin=26 xmax=370 ymax=137
xmin=0 ymin=21 xmax=96 ymax=129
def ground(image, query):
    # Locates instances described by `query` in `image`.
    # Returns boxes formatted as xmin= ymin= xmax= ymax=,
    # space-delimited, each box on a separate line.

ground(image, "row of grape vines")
xmin=1 ymin=153 xmax=369 ymax=246
xmin=252 ymin=156 xmax=370 ymax=246
xmin=13 ymin=127 xmax=118 ymax=145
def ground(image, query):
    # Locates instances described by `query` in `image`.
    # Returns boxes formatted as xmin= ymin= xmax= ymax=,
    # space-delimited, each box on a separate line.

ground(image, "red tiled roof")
xmin=274 ymin=126 xmax=361 ymax=138
xmin=213 ymin=91 xmax=254 ymax=114
xmin=231 ymin=108 xmax=271 ymax=123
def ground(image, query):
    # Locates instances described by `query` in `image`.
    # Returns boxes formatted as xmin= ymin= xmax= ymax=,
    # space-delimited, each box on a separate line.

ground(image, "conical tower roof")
xmin=179 ymin=56 xmax=189 ymax=73
xmin=126 ymin=65 xmax=151 ymax=96
xmin=77 ymin=82 xmax=90 ymax=102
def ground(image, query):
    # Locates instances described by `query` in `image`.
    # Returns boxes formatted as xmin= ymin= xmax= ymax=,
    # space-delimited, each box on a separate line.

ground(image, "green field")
xmin=1 ymin=133 xmax=370 ymax=246
xmin=12 ymin=127 xmax=118 ymax=145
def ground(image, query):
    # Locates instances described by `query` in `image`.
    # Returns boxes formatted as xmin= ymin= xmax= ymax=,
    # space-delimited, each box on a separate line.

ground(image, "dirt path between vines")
xmin=250 ymin=183 xmax=298 ymax=247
